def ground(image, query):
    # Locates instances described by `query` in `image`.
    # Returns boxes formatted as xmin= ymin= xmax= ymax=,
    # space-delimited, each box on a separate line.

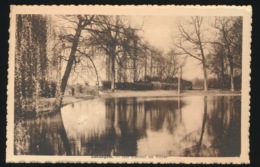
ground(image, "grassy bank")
xmin=36 ymin=94 xmax=94 ymax=116
xmin=100 ymin=89 xmax=241 ymax=98
xmin=34 ymin=89 xmax=240 ymax=116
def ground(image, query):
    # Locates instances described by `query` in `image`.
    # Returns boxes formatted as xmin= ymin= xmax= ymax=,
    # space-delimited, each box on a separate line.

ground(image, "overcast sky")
xmin=130 ymin=16 xmax=204 ymax=80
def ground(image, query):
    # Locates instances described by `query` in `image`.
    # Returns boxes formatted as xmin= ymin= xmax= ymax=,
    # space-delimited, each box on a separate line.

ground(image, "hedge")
xmin=102 ymin=81 xmax=192 ymax=90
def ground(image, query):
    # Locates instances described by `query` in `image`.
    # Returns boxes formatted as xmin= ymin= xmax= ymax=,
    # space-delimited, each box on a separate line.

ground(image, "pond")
xmin=14 ymin=96 xmax=241 ymax=157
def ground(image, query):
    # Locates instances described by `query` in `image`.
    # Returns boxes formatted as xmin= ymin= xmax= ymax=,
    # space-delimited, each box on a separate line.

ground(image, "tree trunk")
xmin=111 ymin=54 xmax=115 ymax=92
xmin=150 ymin=53 xmax=153 ymax=77
xmin=225 ymin=40 xmax=235 ymax=91
xmin=117 ymin=65 xmax=121 ymax=82
xmin=55 ymin=26 xmax=82 ymax=109
xmin=200 ymin=46 xmax=208 ymax=91
xmin=226 ymin=43 xmax=234 ymax=91
xmin=144 ymin=55 xmax=147 ymax=77
xmin=202 ymin=59 xmax=208 ymax=91
xmin=106 ymin=55 xmax=111 ymax=81
xmin=220 ymin=53 xmax=225 ymax=88
xmin=133 ymin=57 xmax=137 ymax=82
xmin=178 ymin=67 xmax=182 ymax=95
xmin=229 ymin=57 xmax=235 ymax=91
xmin=123 ymin=60 xmax=127 ymax=82
xmin=133 ymin=38 xmax=138 ymax=82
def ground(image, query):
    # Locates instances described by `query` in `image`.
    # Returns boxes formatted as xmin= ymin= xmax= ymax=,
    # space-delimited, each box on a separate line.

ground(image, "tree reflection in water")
xmin=14 ymin=96 xmax=241 ymax=157
xmin=181 ymin=96 xmax=241 ymax=157
xmin=14 ymin=111 xmax=71 ymax=155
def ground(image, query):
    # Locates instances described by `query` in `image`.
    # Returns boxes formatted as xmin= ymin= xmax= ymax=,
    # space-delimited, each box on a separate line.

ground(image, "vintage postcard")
xmin=7 ymin=5 xmax=251 ymax=163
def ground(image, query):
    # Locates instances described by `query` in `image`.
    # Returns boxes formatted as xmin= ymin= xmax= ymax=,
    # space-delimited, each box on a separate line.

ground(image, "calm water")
xmin=14 ymin=96 xmax=241 ymax=157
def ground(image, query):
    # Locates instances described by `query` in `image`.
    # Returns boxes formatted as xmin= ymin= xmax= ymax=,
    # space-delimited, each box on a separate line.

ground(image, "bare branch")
xmin=173 ymin=40 xmax=202 ymax=61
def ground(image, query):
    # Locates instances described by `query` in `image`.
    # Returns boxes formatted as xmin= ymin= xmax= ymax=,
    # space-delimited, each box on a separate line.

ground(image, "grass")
xmin=100 ymin=89 xmax=241 ymax=98
xmin=31 ymin=93 xmax=94 ymax=116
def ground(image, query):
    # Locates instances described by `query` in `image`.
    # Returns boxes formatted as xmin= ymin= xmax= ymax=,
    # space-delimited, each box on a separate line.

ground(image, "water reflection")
xmin=14 ymin=112 xmax=71 ymax=155
xmin=14 ymin=96 xmax=241 ymax=157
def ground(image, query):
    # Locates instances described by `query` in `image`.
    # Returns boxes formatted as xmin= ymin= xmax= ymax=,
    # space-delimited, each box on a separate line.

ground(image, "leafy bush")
xmin=116 ymin=82 xmax=132 ymax=90
xmin=143 ymin=75 xmax=162 ymax=83
xmin=76 ymin=84 xmax=83 ymax=93
xmin=162 ymin=77 xmax=178 ymax=83
xmin=102 ymin=79 xmax=192 ymax=91
xmin=116 ymin=82 xmax=153 ymax=90
xmin=132 ymin=83 xmax=153 ymax=90
xmin=48 ymin=81 xmax=56 ymax=97
xmin=15 ymin=98 xmax=36 ymax=119
xmin=208 ymin=78 xmax=221 ymax=89
xmin=86 ymin=89 xmax=97 ymax=95
xmin=102 ymin=81 xmax=153 ymax=90
xmin=143 ymin=75 xmax=152 ymax=83
xmin=234 ymin=76 xmax=241 ymax=90
xmin=102 ymin=81 xmax=111 ymax=89
xmin=38 ymin=80 xmax=57 ymax=98
xmin=206 ymin=75 xmax=241 ymax=90
xmin=182 ymin=80 xmax=192 ymax=90
xmin=151 ymin=81 xmax=162 ymax=89
xmin=161 ymin=83 xmax=178 ymax=90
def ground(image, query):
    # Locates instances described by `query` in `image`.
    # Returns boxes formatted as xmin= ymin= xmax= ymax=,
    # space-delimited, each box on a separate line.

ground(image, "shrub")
xmin=143 ymin=75 xmax=162 ymax=82
xmin=151 ymin=81 xmax=162 ymax=89
xmin=15 ymin=98 xmax=36 ymax=119
xmin=48 ymin=81 xmax=56 ymax=97
xmin=132 ymin=83 xmax=153 ymax=90
xmin=102 ymin=81 xmax=111 ymax=89
xmin=151 ymin=76 xmax=161 ymax=82
xmin=86 ymin=88 xmax=97 ymax=95
xmin=102 ymin=80 xmax=192 ymax=91
xmin=208 ymin=78 xmax=221 ymax=89
xmin=116 ymin=82 xmax=153 ymax=90
xmin=161 ymin=83 xmax=178 ymax=90
xmin=234 ymin=76 xmax=241 ymax=90
xmin=182 ymin=80 xmax=192 ymax=90
xmin=144 ymin=75 xmax=152 ymax=83
xmin=162 ymin=77 xmax=178 ymax=83
xmin=76 ymin=84 xmax=84 ymax=93
xmin=38 ymin=80 xmax=57 ymax=98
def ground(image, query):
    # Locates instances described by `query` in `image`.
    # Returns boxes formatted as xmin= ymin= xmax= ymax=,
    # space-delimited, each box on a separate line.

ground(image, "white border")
xmin=7 ymin=5 xmax=251 ymax=164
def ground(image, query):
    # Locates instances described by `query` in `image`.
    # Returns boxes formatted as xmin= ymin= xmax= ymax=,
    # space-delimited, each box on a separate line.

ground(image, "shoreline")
xmin=99 ymin=89 xmax=241 ymax=98
xmin=34 ymin=89 xmax=240 ymax=117
xmin=34 ymin=95 xmax=94 ymax=118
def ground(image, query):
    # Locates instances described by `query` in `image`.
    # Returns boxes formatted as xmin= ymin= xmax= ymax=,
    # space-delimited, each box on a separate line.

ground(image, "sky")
xmin=130 ymin=16 xmax=204 ymax=80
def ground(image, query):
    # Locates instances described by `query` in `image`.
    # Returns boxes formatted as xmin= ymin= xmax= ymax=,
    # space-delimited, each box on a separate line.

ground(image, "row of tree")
xmin=15 ymin=15 xmax=242 ymax=115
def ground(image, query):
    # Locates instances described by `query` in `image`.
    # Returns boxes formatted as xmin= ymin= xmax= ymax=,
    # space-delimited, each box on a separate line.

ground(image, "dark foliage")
xmin=39 ymin=80 xmax=57 ymax=97
xmin=102 ymin=80 xmax=192 ymax=90
xmin=207 ymin=76 xmax=241 ymax=90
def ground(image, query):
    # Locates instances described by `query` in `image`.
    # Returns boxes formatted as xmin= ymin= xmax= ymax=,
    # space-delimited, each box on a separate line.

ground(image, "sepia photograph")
xmin=6 ymin=5 xmax=251 ymax=163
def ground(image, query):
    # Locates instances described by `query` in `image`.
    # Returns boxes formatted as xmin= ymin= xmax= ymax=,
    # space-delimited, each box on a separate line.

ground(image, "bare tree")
xmin=87 ymin=16 xmax=142 ymax=90
xmin=174 ymin=16 xmax=209 ymax=91
xmin=164 ymin=48 xmax=184 ymax=79
xmin=76 ymin=46 xmax=100 ymax=92
xmin=86 ymin=16 xmax=126 ymax=91
xmin=210 ymin=17 xmax=242 ymax=91
xmin=207 ymin=43 xmax=229 ymax=88
xmin=54 ymin=15 xmax=95 ymax=108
